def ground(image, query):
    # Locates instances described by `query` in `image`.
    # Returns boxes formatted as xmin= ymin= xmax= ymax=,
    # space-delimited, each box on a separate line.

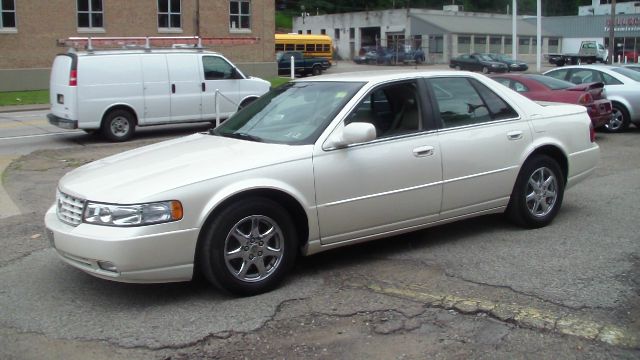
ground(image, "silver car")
xmin=544 ymin=65 xmax=640 ymax=132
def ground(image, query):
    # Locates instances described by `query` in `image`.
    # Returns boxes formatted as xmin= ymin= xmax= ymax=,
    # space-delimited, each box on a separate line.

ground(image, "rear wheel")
xmin=455 ymin=65 xmax=461 ymax=71
xmin=506 ymin=155 xmax=564 ymax=229
xmin=604 ymin=104 xmax=630 ymax=133
xmin=311 ymin=66 xmax=322 ymax=76
xmin=199 ymin=197 xmax=298 ymax=296
xmin=482 ymin=66 xmax=489 ymax=74
xmin=101 ymin=109 xmax=135 ymax=142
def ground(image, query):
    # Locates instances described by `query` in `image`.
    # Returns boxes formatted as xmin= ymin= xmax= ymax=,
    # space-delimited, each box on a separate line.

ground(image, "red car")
xmin=491 ymin=74 xmax=612 ymax=129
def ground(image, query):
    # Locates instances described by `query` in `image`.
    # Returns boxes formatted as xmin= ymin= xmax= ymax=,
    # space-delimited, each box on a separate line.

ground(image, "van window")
xmin=202 ymin=56 xmax=234 ymax=80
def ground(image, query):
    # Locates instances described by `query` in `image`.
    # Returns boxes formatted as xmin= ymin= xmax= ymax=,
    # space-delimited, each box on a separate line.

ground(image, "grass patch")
xmin=0 ymin=90 xmax=49 ymax=106
xmin=275 ymin=12 xmax=293 ymax=31
xmin=268 ymin=77 xmax=292 ymax=89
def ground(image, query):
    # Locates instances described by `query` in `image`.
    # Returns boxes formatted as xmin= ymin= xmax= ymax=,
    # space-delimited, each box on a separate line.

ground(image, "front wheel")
xmin=311 ymin=66 xmax=322 ymax=76
xmin=506 ymin=155 xmax=564 ymax=229
xmin=199 ymin=197 xmax=298 ymax=296
xmin=482 ymin=66 xmax=489 ymax=74
xmin=604 ymin=104 xmax=630 ymax=133
xmin=101 ymin=109 xmax=135 ymax=142
xmin=455 ymin=65 xmax=461 ymax=71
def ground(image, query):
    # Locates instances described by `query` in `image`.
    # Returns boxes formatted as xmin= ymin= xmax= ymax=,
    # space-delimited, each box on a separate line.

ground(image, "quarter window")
xmin=600 ymin=72 xmax=623 ymax=85
xmin=229 ymin=0 xmax=250 ymax=30
xmin=158 ymin=0 xmax=181 ymax=29
xmin=1 ymin=0 xmax=16 ymax=29
xmin=77 ymin=0 xmax=103 ymax=29
xmin=429 ymin=77 xmax=516 ymax=128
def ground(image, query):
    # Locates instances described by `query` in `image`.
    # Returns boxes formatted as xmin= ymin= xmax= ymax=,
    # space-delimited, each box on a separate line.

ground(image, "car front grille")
xmin=57 ymin=190 xmax=85 ymax=226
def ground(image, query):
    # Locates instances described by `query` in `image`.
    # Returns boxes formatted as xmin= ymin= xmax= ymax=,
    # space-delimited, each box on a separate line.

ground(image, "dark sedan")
xmin=491 ymin=73 xmax=612 ymax=129
xmin=482 ymin=53 xmax=528 ymax=71
xmin=449 ymin=54 xmax=508 ymax=73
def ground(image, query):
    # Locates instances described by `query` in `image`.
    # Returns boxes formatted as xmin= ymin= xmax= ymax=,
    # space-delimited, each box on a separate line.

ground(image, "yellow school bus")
xmin=275 ymin=34 xmax=333 ymax=62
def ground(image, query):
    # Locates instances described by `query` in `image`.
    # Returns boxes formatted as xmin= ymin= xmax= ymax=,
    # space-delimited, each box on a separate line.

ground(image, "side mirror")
xmin=324 ymin=122 xmax=377 ymax=150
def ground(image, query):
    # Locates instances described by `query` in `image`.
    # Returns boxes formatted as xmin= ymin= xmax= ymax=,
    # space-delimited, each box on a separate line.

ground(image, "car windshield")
xmin=477 ymin=55 xmax=493 ymax=61
xmin=525 ymin=74 xmax=573 ymax=90
xmin=492 ymin=54 xmax=511 ymax=61
xmin=212 ymin=81 xmax=365 ymax=145
xmin=611 ymin=67 xmax=640 ymax=82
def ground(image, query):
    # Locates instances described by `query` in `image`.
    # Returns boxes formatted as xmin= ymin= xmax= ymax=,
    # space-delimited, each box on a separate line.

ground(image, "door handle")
xmin=413 ymin=145 xmax=434 ymax=157
xmin=201 ymin=82 xmax=206 ymax=92
xmin=507 ymin=130 xmax=523 ymax=140
xmin=171 ymin=84 xmax=176 ymax=94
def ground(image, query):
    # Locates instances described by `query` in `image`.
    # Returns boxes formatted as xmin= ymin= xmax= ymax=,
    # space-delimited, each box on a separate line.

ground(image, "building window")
xmin=298 ymin=30 xmax=302 ymax=34
xmin=77 ymin=0 xmax=103 ymax=29
xmin=458 ymin=35 xmax=471 ymax=54
xmin=1 ymin=0 xmax=16 ymax=30
xmin=320 ymin=29 xmax=326 ymax=35
xmin=490 ymin=36 xmax=501 ymax=53
xmin=429 ymin=35 xmax=443 ymax=54
xmin=306 ymin=30 xmax=311 ymax=34
xmin=158 ymin=0 xmax=181 ymax=29
xmin=349 ymin=28 xmax=355 ymax=40
xmin=229 ymin=0 xmax=250 ymax=30
xmin=519 ymin=37 xmax=530 ymax=54
xmin=334 ymin=28 xmax=340 ymax=40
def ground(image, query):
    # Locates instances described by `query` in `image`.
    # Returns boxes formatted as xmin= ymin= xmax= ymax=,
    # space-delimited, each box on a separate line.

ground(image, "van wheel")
xmin=102 ymin=109 xmax=135 ymax=142
xmin=199 ymin=197 xmax=298 ymax=296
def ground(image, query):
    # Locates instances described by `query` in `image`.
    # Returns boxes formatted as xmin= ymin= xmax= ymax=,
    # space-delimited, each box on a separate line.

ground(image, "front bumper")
xmin=47 ymin=113 xmax=78 ymax=130
xmin=45 ymin=205 xmax=199 ymax=283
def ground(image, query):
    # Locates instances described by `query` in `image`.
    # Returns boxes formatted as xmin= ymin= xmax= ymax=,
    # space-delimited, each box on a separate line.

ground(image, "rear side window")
xmin=429 ymin=77 xmax=517 ymax=128
xmin=545 ymin=69 xmax=569 ymax=81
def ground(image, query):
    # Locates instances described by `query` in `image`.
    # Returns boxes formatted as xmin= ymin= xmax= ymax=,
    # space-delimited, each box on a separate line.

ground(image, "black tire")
xmin=455 ymin=65 xmax=461 ymax=71
xmin=604 ymin=104 xmax=630 ymax=133
xmin=482 ymin=66 xmax=489 ymax=74
xmin=101 ymin=109 xmax=135 ymax=142
xmin=311 ymin=66 xmax=322 ymax=76
xmin=506 ymin=155 xmax=565 ymax=229
xmin=199 ymin=197 xmax=298 ymax=296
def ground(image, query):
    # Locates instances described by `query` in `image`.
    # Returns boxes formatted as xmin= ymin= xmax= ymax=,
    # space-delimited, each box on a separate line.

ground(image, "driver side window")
xmin=203 ymin=56 xmax=234 ymax=80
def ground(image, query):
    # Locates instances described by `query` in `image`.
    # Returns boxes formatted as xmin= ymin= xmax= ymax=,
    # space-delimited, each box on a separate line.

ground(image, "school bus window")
xmin=295 ymin=44 xmax=305 ymax=51
xmin=306 ymin=44 xmax=315 ymax=51
xmin=275 ymin=44 xmax=284 ymax=51
xmin=323 ymin=44 xmax=330 ymax=51
xmin=285 ymin=44 xmax=294 ymax=51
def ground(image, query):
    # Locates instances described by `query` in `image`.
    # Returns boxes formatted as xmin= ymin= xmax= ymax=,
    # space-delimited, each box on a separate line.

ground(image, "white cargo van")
xmin=48 ymin=49 xmax=270 ymax=141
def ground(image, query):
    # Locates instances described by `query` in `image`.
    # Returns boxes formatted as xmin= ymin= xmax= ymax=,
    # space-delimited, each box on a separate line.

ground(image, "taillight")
xmin=589 ymin=123 xmax=596 ymax=143
xmin=578 ymin=93 xmax=592 ymax=105
xmin=69 ymin=69 xmax=77 ymax=86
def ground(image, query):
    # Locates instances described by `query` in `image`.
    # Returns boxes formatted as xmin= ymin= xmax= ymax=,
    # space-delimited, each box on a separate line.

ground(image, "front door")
xmin=313 ymin=80 xmax=443 ymax=244
xmin=201 ymin=55 xmax=240 ymax=122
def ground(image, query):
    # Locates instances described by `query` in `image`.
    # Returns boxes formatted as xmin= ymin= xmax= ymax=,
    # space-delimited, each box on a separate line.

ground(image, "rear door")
xmin=49 ymin=54 xmax=78 ymax=121
xmin=167 ymin=54 xmax=202 ymax=122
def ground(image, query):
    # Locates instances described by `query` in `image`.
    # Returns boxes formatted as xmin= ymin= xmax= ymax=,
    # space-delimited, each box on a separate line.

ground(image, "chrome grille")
xmin=57 ymin=190 xmax=85 ymax=226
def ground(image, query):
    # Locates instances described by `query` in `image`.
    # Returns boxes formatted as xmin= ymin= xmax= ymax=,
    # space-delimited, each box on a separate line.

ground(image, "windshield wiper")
xmin=220 ymin=132 xmax=263 ymax=142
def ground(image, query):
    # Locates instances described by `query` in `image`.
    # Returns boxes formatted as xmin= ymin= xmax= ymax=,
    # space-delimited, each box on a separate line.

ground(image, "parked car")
xmin=491 ymin=73 xmax=612 ymax=128
xmin=277 ymin=51 xmax=330 ymax=76
xmin=450 ymin=54 xmax=508 ymax=73
xmin=45 ymin=70 xmax=599 ymax=296
xmin=47 ymin=49 xmax=270 ymax=142
xmin=623 ymin=64 xmax=640 ymax=72
xmin=376 ymin=48 xmax=426 ymax=65
xmin=544 ymin=65 xmax=640 ymax=132
xmin=353 ymin=48 xmax=379 ymax=64
xmin=483 ymin=53 xmax=528 ymax=71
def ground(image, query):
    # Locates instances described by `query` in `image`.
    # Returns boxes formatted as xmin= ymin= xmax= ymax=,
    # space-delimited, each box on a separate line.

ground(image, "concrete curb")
xmin=0 ymin=104 xmax=49 ymax=113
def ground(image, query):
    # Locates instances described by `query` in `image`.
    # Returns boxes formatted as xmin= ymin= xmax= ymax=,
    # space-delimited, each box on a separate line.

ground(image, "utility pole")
xmin=536 ymin=0 xmax=541 ymax=72
xmin=608 ymin=0 xmax=616 ymax=64
xmin=195 ymin=0 xmax=201 ymax=37
xmin=512 ymin=0 xmax=517 ymax=60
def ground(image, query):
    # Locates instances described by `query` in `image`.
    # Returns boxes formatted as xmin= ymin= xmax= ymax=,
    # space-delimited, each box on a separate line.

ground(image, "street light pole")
xmin=512 ymin=0 xmax=517 ymax=60
xmin=536 ymin=0 xmax=541 ymax=72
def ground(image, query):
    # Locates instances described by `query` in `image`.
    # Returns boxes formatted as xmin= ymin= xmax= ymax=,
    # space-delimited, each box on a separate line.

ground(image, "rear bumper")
xmin=586 ymin=100 xmax=612 ymax=128
xmin=47 ymin=113 xmax=78 ymax=130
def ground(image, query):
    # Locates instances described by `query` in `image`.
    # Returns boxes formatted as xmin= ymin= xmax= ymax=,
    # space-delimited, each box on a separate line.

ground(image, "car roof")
xmin=294 ymin=69 xmax=481 ymax=83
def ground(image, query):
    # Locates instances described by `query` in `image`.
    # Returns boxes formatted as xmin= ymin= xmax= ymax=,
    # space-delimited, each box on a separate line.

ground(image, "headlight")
xmin=491 ymin=64 xmax=498 ymax=67
xmin=83 ymin=200 xmax=183 ymax=226
xmin=510 ymin=64 xmax=518 ymax=67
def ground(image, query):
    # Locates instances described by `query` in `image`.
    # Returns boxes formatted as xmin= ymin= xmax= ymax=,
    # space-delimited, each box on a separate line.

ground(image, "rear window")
xmin=525 ymin=74 xmax=573 ymax=90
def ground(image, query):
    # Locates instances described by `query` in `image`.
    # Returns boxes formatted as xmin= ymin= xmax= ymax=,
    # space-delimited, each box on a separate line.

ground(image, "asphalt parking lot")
xmin=0 ymin=64 xmax=639 ymax=359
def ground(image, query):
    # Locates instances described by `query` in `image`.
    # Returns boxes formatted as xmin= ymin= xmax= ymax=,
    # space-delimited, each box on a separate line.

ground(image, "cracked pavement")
xmin=0 ymin=129 xmax=639 ymax=359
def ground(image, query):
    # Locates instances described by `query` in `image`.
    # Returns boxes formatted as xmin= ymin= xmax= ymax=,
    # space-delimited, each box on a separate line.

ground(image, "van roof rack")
xmin=57 ymin=36 xmax=260 ymax=52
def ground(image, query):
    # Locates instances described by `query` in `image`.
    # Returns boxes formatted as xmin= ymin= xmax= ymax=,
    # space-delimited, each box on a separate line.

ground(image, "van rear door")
xmin=49 ymin=54 xmax=78 ymax=122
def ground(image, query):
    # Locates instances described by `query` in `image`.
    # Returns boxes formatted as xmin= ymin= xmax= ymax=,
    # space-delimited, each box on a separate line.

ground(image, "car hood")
xmin=58 ymin=133 xmax=312 ymax=203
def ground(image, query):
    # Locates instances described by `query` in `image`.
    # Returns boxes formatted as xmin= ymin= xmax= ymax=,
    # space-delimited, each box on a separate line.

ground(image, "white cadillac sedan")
xmin=45 ymin=71 xmax=600 ymax=296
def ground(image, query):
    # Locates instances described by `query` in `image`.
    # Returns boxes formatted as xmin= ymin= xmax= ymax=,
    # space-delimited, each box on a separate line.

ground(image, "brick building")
xmin=0 ymin=0 xmax=276 ymax=91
